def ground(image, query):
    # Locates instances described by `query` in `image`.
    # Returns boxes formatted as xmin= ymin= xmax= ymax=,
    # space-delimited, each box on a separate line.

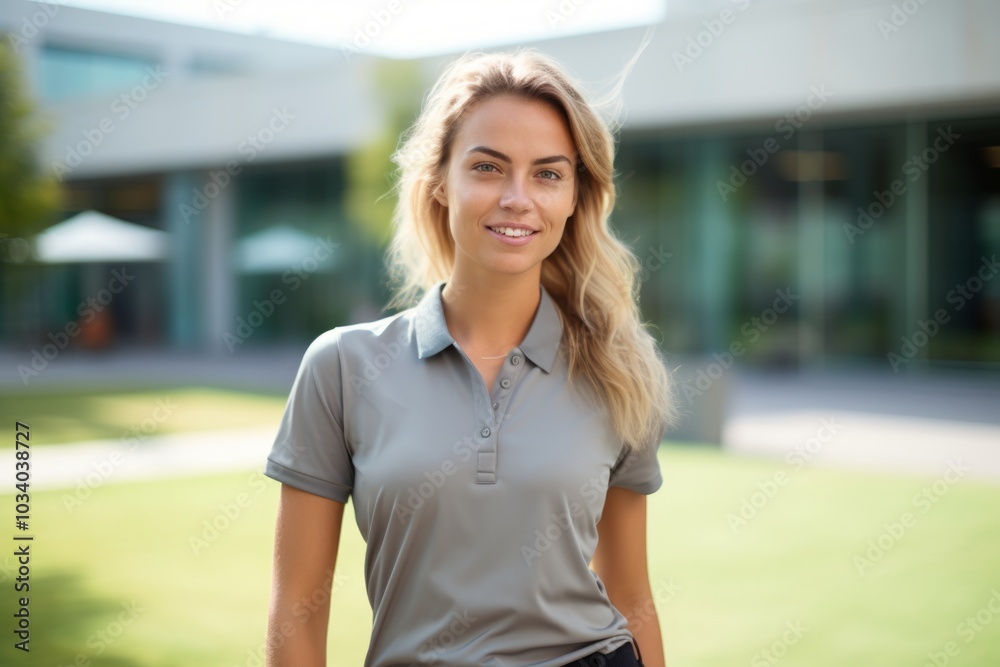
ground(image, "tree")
xmin=0 ymin=37 xmax=60 ymax=341
xmin=344 ymin=58 xmax=425 ymax=248
xmin=0 ymin=38 xmax=59 ymax=257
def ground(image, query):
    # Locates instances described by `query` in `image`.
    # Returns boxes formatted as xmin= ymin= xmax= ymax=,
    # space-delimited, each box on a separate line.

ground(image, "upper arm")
xmin=592 ymin=486 xmax=652 ymax=606
xmin=271 ymin=483 xmax=345 ymax=598
xmin=265 ymin=329 xmax=354 ymax=504
xmin=267 ymin=484 xmax=345 ymax=658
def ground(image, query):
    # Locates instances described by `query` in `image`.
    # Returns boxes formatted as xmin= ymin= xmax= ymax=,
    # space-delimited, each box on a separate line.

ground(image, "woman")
xmin=264 ymin=48 xmax=676 ymax=667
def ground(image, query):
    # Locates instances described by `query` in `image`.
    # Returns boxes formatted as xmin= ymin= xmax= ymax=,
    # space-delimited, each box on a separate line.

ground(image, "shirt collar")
xmin=414 ymin=280 xmax=563 ymax=373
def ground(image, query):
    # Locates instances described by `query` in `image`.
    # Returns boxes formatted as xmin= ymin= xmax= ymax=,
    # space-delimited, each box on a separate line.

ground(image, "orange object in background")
xmin=78 ymin=308 xmax=114 ymax=349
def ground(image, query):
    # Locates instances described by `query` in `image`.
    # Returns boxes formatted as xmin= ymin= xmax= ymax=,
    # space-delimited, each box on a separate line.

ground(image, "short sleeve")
xmin=264 ymin=328 xmax=353 ymax=503
xmin=608 ymin=435 xmax=663 ymax=495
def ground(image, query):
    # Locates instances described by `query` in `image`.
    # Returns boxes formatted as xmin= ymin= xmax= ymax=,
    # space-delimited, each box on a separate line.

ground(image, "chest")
xmin=344 ymin=349 xmax=617 ymax=488
xmin=471 ymin=356 xmax=508 ymax=396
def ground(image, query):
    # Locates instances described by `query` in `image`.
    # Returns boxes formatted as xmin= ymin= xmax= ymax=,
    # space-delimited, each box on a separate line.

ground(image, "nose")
xmin=498 ymin=175 xmax=533 ymax=214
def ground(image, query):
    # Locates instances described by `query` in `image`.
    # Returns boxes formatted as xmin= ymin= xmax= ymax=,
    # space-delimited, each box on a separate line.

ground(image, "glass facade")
xmin=615 ymin=112 xmax=1000 ymax=370
xmin=232 ymin=159 xmax=389 ymax=346
xmin=37 ymin=44 xmax=158 ymax=103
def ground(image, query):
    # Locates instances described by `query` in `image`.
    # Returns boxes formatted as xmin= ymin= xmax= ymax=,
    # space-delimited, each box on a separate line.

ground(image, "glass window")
xmin=37 ymin=45 xmax=158 ymax=103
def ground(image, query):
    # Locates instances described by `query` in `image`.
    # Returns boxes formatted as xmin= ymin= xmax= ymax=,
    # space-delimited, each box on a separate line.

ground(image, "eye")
xmin=473 ymin=163 xmax=499 ymax=173
xmin=538 ymin=169 xmax=561 ymax=181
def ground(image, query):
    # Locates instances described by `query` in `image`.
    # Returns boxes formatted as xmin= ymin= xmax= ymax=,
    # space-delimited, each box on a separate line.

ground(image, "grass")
xmin=0 ymin=445 xmax=998 ymax=666
xmin=0 ymin=386 xmax=288 ymax=446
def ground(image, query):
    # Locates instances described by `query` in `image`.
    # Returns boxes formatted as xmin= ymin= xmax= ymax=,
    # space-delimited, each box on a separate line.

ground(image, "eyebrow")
xmin=468 ymin=145 xmax=573 ymax=167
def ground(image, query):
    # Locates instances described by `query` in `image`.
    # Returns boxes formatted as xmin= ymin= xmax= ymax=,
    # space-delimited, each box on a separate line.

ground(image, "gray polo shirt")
xmin=264 ymin=280 xmax=664 ymax=667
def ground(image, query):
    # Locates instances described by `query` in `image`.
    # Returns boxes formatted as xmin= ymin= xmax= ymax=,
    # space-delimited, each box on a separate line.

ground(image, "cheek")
xmin=450 ymin=183 xmax=495 ymax=222
xmin=541 ymin=188 xmax=577 ymax=222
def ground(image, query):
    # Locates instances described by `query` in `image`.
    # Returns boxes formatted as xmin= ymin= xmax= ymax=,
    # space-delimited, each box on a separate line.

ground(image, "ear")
xmin=432 ymin=179 xmax=448 ymax=208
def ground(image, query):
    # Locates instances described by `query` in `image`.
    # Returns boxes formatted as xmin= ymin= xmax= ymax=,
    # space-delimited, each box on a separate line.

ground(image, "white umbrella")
xmin=234 ymin=224 xmax=338 ymax=274
xmin=32 ymin=210 xmax=169 ymax=263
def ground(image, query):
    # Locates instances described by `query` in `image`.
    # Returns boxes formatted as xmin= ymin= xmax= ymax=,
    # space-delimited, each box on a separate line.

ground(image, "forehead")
xmin=451 ymin=95 xmax=577 ymax=156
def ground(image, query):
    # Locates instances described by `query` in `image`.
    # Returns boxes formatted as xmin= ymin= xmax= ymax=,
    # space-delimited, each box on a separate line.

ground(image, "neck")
xmin=441 ymin=271 xmax=541 ymax=357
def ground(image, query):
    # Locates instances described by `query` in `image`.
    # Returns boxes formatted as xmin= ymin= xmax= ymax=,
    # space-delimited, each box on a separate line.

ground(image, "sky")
xmin=42 ymin=0 xmax=667 ymax=58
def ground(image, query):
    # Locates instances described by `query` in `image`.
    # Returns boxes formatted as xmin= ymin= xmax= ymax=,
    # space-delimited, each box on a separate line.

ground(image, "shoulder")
xmin=304 ymin=308 xmax=414 ymax=366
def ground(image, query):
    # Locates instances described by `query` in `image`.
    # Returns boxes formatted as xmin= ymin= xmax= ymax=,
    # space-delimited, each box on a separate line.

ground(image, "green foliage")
xmin=344 ymin=59 xmax=425 ymax=247
xmin=0 ymin=37 xmax=59 ymax=241
xmin=0 ymin=386 xmax=287 ymax=446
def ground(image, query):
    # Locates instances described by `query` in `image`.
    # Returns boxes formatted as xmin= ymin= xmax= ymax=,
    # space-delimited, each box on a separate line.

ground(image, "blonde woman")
xmin=264 ymin=48 xmax=676 ymax=667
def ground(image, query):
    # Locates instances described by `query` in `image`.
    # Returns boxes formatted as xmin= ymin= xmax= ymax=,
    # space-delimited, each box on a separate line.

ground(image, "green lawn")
xmin=0 ymin=387 xmax=288 ymax=446
xmin=0 ymin=445 xmax=998 ymax=666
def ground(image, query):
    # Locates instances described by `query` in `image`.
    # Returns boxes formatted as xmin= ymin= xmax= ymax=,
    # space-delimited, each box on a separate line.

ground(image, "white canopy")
xmin=33 ymin=210 xmax=169 ymax=263
xmin=235 ymin=224 xmax=338 ymax=274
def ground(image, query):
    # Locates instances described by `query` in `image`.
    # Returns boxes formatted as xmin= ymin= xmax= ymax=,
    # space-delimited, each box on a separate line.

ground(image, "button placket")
xmin=458 ymin=345 xmax=528 ymax=485
xmin=489 ymin=349 xmax=526 ymax=445
xmin=452 ymin=341 xmax=499 ymax=485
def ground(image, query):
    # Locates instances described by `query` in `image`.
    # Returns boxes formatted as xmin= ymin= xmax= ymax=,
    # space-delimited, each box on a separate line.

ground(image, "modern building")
xmin=1 ymin=0 xmax=998 ymax=372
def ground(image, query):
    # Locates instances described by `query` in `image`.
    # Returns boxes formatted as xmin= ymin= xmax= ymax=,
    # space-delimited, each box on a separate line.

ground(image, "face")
xmin=433 ymin=95 xmax=578 ymax=283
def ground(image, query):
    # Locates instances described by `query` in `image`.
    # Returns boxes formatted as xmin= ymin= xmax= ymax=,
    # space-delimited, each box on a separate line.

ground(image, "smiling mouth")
xmin=486 ymin=226 xmax=537 ymax=237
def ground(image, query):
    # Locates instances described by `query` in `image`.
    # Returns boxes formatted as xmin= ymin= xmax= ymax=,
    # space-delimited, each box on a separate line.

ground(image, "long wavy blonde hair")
xmin=385 ymin=48 xmax=676 ymax=454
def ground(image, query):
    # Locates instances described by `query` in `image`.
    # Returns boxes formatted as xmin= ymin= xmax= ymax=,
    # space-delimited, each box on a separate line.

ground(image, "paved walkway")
xmin=3 ymin=427 xmax=277 ymax=493
xmin=722 ymin=369 xmax=1000 ymax=481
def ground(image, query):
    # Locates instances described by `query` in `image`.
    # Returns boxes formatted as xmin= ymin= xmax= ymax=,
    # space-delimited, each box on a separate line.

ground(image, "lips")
xmin=485 ymin=225 xmax=538 ymax=245
xmin=485 ymin=225 xmax=537 ymax=237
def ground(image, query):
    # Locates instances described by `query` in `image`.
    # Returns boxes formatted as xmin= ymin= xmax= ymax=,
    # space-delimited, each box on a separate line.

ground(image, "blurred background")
xmin=0 ymin=0 xmax=998 ymax=665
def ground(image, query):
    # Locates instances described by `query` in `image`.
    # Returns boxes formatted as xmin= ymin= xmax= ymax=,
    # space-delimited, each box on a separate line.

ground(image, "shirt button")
xmin=511 ymin=355 xmax=521 ymax=365
xmin=481 ymin=427 xmax=491 ymax=437
xmin=492 ymin=402 xmax=499 ymax=410
xmin=500 ymin=378 xmax=511 ymax=389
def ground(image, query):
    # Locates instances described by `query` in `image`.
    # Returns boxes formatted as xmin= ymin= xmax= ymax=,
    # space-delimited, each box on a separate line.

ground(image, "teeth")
xmin=489 ymin=226 xmax=535 ymax=237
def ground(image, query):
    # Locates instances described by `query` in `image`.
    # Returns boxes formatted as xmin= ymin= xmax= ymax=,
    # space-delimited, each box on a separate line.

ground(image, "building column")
xmin=199 ymin=172 xmax=237 ymax=354
xmin=904 ymin=118 xmax=929 ymax=370
xmin=797 ymin=129 xmax=826 ymax=368
xmin=163 ymin=172 xmax=202 ymax=349
xmin=691 ymin=138 xmax=734 ymax=354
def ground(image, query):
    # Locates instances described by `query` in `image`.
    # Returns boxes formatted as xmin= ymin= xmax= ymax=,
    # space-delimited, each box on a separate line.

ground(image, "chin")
xmin=483 ymin=258 xmax=540 ymax=275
